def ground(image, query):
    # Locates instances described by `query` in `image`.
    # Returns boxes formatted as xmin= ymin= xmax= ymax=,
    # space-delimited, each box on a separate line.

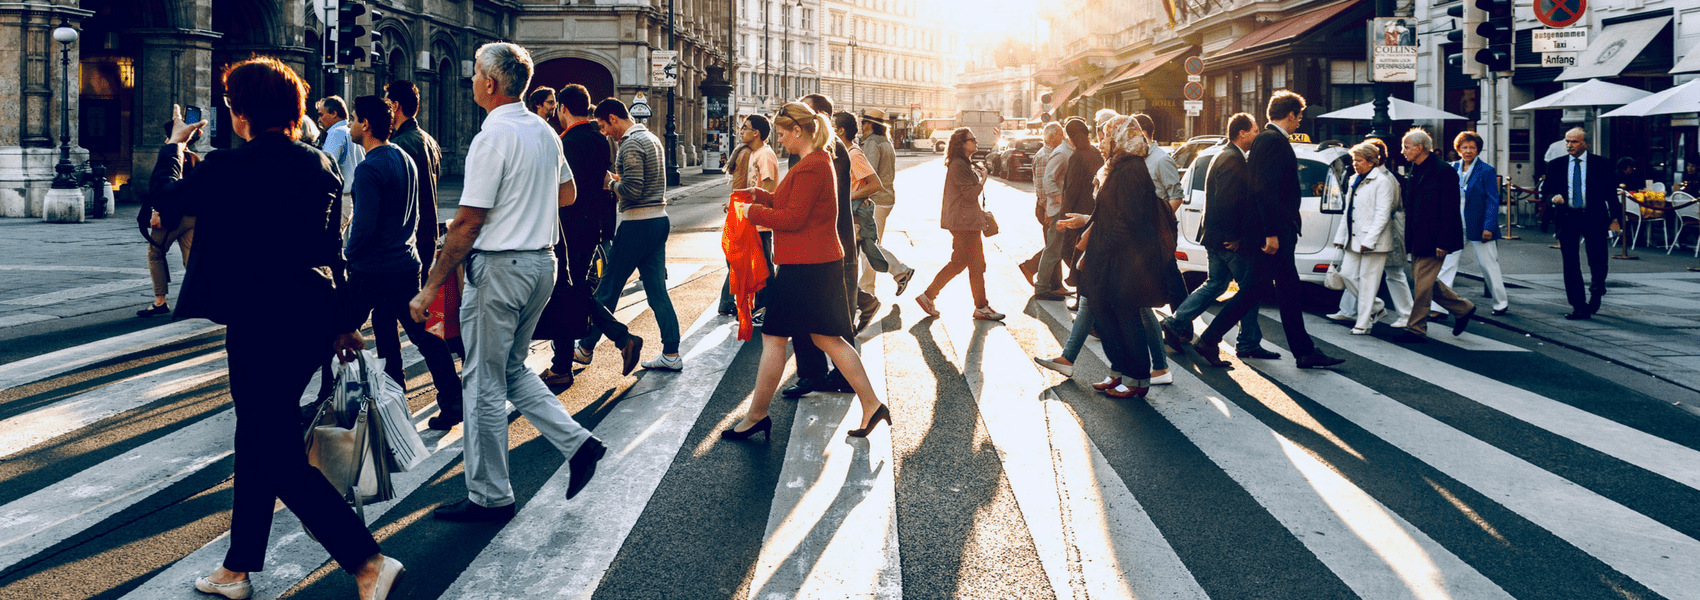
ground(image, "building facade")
xmin=731 ymin=0 xmax=823 ymax=122
xmin=816 ymin=0 xmax=956 ymax=145
xmin=956 ymin=41 xmax=1039 ymax=127
xmin=1 ymin=0 xmax=734 ymax=218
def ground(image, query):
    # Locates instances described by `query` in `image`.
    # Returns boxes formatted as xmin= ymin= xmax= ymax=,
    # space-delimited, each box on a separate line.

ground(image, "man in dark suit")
xmin=540 ymin=84 xmax=643 ymax=385
xmin=1398 ymin=128 xmax=1475 ymax=342
xmin=1162 ymin=112 xmax=1268 ymax=357
xmin=1190 ymin=92 xmax=1344 ymax=369
xmin=1541 ymin=127 xmax=1622 ymax=319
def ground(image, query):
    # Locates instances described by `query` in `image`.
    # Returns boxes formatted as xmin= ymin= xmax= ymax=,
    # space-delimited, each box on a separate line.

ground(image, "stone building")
xmin=817 ymin=0 xmax=956 ymax=146
xmin=731 ymin=0 xmax=824 ymax=121
xmin=0 ymin=0 xmax=732 ymax=218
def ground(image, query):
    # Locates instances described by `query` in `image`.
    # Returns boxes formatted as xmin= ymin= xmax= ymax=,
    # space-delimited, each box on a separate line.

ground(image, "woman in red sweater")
xmin=725 ymin=102 xmax=891 ymax=441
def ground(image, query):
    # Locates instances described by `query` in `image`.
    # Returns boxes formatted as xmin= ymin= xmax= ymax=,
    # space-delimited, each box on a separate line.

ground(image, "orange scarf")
xmin=722 ymin=199 xmax=769 ymax=340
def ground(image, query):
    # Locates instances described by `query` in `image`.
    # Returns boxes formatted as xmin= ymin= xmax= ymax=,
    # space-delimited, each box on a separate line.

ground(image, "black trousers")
xmin=350 ymin=269 xmax=464 ymax=414
xmin=1198 ymin=239 xmax=1317 ymax=358
xmin=1557 ymin=214 xmax=1608 ymax=310
xmin=224 ymin=323 xmax=381 ymax=573
xmin=555 ymin=236 xmax=631 ymax=371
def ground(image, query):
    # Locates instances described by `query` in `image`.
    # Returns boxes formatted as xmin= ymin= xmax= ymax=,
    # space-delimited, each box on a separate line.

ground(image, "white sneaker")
xmin=572 ymin=344 xmax=593 ymax=365
xmin=642 ymin=354 xmax=684 ymax=371
xmin=1324 ymin=313 xmax=1354 ymax=323
xmin=1149 ymin=372 xmax=1173 ymax=385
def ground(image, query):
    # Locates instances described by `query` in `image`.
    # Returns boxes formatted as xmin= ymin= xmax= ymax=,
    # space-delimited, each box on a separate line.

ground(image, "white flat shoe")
xmin=1350 ymin=327 xmax=1371 ymax=335
xmin=1034 ymin=357 xmax=1074 ymax=377
xmin=1149 ymin=372 xmax=1173 ymax=385
xmin=194 ymin=575 xmax=251 ymax=600
xmin=367 ymin=556 xmax=405 ymax=600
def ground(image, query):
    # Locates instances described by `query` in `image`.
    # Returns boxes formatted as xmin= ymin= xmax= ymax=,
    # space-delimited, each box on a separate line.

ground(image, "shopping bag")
xmin=310 ymin=354 xmax=397 ymax=508
xmin=424 ymin=269 xmax=462 ymax=340
xmin=369 ymin=359 xmax=430 ymax=472
xmin=1324 ymin=260 xmax=1346 ymax=291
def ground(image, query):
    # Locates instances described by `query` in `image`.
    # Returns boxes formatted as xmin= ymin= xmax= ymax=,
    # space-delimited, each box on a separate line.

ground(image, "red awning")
xmin=1049 ymin=79 xmax=1083 ymax=105
xmin=1214 ymin=0 xmax=1361 ymax=58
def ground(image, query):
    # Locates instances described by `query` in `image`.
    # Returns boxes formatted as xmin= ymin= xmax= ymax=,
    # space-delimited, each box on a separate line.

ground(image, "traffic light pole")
xmin=665 ymin=0 xmax=681 ymax=187
xmin=1367 ymin=0 xmax=1394 ymax=146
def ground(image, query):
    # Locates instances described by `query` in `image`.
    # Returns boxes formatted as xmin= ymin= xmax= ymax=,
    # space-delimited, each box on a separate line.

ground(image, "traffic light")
xmin=1446 ymin=1 xmax=1486 ymax=79
xmin=1474 ymin=0 xmax=1514 ymax=73
xmin=335 ymin=1 xmax=366 ymax=66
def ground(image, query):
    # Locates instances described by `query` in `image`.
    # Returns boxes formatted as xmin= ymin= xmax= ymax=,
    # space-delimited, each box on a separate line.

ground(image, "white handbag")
xmin=1324 ymin=259 xmax=1346 ymax=291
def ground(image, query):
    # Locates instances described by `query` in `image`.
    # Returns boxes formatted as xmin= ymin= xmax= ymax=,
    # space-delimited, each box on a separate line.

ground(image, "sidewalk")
xmin=0 ymin=168 xmax=733 ymax=341
xmin=1452 ymin=226 xmax=1700 ymax=393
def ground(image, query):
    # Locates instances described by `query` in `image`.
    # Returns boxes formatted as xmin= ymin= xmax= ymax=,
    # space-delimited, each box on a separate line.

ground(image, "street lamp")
xmin=51 ymin=18 xmax=79 ymax=191
xmin=665 ymin=0 xmax=680 ymax=187
xmin=848 ymin=37 xmax=858 ymax=114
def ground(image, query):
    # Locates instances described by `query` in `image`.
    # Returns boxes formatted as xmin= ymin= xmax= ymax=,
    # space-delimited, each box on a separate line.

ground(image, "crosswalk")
xmin=2 ymin=228 xmax=1698 ymax=600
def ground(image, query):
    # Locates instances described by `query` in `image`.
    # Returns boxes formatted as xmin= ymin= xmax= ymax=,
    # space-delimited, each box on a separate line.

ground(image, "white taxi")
xmin=1173 ymin=139 xmax=1351 ymax=287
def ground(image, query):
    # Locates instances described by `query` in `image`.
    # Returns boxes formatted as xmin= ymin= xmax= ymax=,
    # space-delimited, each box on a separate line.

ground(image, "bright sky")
xmin=933 ymin=0 xmax=1043 ymax=43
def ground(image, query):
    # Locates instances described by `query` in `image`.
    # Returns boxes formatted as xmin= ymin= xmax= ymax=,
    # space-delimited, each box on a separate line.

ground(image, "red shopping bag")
xmin=425 ymin=268 xmax=462 ymax=340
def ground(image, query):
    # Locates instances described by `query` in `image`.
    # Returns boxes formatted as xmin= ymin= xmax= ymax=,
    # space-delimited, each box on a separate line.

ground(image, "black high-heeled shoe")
xmin=847 ymin=404 xmax=891 ymax=438
xmin=721 ymin=416 xmax=772 ymax=442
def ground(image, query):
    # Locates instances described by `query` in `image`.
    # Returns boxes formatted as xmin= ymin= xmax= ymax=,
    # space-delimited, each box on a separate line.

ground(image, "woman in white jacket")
xmin=1333 ymin=141 xmax=1402 ymax=334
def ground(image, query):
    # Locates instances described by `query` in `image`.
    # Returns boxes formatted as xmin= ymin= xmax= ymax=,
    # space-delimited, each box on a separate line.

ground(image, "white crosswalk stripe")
xmin=0 ymin=256 xmax=1696 ymax=600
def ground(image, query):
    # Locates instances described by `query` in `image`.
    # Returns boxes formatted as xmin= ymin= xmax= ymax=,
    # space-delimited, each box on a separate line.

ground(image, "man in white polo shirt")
xmin=410 ymin=42 xmax=606 ymax=522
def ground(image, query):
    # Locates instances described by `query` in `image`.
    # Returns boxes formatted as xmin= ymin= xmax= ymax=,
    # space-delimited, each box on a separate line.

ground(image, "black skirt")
xmin=761 ymin=260 xmax=853 ymax=339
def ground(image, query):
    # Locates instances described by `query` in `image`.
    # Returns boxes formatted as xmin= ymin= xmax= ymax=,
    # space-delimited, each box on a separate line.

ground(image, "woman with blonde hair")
xmin=914 ymin=127 xmax=1004 ymax=321
xmin=1332 ymin=141 xmax=1401 ymax=334
xmin=726 ymin=102 xmax=890 ymax=441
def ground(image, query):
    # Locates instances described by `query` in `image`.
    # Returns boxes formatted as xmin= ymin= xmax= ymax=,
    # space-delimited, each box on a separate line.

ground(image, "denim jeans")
xmin=581 ymin=216 xmax=681 ymax=354
xmin=1164 ymin=247 xmax=1263 ymax=352
xmin=1061 ymin=296 xmax=1094 ymax=362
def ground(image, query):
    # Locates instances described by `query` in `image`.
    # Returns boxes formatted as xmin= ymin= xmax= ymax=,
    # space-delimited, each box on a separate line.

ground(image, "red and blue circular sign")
xmin=1184 ymin=56 xmax=1204 ymax=76
xmin=1535 ymin=0 xmax=1586 ymax=29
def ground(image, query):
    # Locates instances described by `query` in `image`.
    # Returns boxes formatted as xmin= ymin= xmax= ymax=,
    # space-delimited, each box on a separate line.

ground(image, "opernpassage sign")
xmin=1535 ymin=0 xmax=1586 ymax=29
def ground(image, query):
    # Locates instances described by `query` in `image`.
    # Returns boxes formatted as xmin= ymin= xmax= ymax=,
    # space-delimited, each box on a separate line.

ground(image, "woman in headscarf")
xmin=1058 ymin=115 xmax=1184 ymax=399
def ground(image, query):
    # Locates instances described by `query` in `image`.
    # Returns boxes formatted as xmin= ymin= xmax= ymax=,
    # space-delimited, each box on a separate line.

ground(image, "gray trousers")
xmin=1035 ymin=218 xmax=1067 ymax=291
xmin=461 ymin=249 xmax=592 ymax=508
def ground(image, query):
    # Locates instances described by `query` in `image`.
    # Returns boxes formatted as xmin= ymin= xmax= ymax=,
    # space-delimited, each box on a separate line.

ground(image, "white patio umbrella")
xmin=1601 ymin=79 xmax=1700 ymax=118
xmin=1511 ymin=78 xmax=1651 ymax=111
xmin=1316 ymin=97 xmax=1467 ymax=121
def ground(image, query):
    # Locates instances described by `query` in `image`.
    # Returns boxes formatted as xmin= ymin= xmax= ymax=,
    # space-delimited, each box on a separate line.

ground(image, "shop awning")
xmin=1105 ymin=47 xmax=1193 ymax=88
xmin=1049 ymin=79 xmax=1082 ymax=106
xmin=1212 ymin=0 xmax=1361 ymax=59
xmin=1671 ymin=47 xmax=1700 ymax=75
xmin=1081 ymin=63 xmax=1138 ymax=98
xmin=1557 ymin=16 xmax=1673 ymax=81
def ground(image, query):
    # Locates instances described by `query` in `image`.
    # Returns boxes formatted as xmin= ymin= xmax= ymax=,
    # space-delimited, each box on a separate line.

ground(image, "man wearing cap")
xmin=856 ymin=108 xmax=916 ymax=318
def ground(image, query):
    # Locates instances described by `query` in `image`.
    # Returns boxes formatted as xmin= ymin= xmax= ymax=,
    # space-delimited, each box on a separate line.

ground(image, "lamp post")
xmin=665 ymin=0 xmax=681 ymax=186
xmin=51 ymin=18 xmax=79 ymax=191
xmin=42 ymin=17 xmax=84 ymax=223
xmin=848 ymin=37 xmax=858 ymax=114
xmin=1366 ymin=0 xmax=1394 ymax=146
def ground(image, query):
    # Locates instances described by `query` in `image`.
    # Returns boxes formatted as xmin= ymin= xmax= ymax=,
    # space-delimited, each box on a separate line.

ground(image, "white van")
xmin=1174 ymin=140 xmax=1350 ymax=287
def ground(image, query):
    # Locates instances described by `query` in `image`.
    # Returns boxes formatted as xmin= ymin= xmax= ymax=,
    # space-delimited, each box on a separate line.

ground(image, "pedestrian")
xmin=1396 ymin=128 xmax=1476 ymax=342
xmin=833 ymin=111 xmax=910 ymax=332
xmin=1053 ymin=115 xmax=1180 ymax=399
xmin=1032 ymin=121 xmax=1073 ymax=300
xmin=913 ymin=128 xmax=1006 ymax=322
xmin=1540 ymin=127 xmax=1622 ymax=320
xmin=1132 ymin=114 xmax=1185 ymax=214
xmin=1060 ymin=117 xmax=1105 ymax=291
xmin=854 ymin=109 xmax=917 ymax=311
xmin=409 ymin=42 xmax=607 ymax=522
xmin=724 ymin=101 xmax=890 ymax=442
xmin=1616 ymin=157 xmax=1644 ymax=192
xmin=1326 ymin=138 xmax=1417 ymax=329
xmin=317 ymin=95 xmax=364 ymax=233
xmin=1021 ymin=121 xmax=1065 ymax=293
xmin=1330 ymin=141 xmax=1401 ymax=335
xmin=716 ymin=115 xmax=781 ymax=318
xmin=1187 ymin=91 xmax=1344 ymax=369
xmin=781 ymin=94 xmax=860 ymax=398
xmin=384 ymin=81 xmax=443 ymax=291
xmin=1160 ymin=113 xmax=1270 ymax=359
xmin=542 ymin=84 xmax=645 ymax=385
xmin=340 ymin=94 xmax=466 ymax=429
xmin=527 ymin=85 xmax=559 ymax=133
xmin=137 ymin=120 xmax=198 ymax=318
xmin=576 ymin=97 xmax=685 ymax=371
xmin=149 ymin=56 xmax=403 ymax=600
xmin=1441 ymin=131 xmax=1510 ymax=316
xmin=1679 ymin=160 xmax=1700 ymax=196
xmin=298 ymin=114 xmax=321 ymax=147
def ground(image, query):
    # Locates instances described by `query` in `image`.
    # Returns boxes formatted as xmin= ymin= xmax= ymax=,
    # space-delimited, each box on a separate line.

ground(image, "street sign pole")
xmin=1183 ymin=56 xmax=1203 ymax=139
xmin=1368 ymin=0 xmax=1395 ymax=147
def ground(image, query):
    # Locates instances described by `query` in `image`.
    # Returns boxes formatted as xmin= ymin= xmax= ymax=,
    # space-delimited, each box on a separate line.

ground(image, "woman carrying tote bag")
xmin=150 ymin=57 xmax=403 ymax=600
xmin=914 ymin=128 xmax=1005 ymax=321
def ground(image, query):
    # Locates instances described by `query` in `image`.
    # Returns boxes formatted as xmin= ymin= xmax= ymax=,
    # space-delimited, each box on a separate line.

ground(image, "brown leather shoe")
xmin=540 ymin=368 xmax=575 ymax=387
xmin=619 ymin=335 xmax=645 ymax=376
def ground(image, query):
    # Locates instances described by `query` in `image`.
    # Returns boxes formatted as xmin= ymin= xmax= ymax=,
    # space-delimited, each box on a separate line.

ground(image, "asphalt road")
xmin=0 ymin=154 xmax=1697 ymax=600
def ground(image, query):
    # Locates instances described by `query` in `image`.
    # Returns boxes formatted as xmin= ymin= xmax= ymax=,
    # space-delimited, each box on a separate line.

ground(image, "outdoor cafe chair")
xmin=1666 ymin=191 xmax=1699 ymax=256
xmin=1618 ymin=189 xmax=1644 ymax=249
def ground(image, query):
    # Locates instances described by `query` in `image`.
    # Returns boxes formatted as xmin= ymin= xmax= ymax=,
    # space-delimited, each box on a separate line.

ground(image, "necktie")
xmin=1571 ymin=157 xmax=1584 ymax=211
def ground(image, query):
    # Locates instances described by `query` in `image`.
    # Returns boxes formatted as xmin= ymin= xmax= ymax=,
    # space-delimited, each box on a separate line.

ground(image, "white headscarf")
xmin=1105 ymin=114 xmax=1150 ymax=158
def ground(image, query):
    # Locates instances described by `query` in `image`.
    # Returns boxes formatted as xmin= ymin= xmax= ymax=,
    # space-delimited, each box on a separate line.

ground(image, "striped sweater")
xmin=613 ymin=124 xmax=668 ymax=218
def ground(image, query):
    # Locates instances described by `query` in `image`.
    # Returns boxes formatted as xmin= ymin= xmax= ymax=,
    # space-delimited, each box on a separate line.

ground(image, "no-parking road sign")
xmin=1183 ymin=81 xmax=1205 ymax=101
xmin=1535 ymin=0 xmax=1586 ymax=29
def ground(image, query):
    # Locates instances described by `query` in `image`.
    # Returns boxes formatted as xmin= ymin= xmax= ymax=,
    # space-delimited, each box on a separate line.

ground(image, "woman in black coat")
xmin=1075 ymin=115 xmax=1185 ymax=399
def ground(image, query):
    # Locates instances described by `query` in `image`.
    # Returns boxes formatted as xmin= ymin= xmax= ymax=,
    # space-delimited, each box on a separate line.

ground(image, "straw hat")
xmin=860 ymin=108 xmax=888 ymax=122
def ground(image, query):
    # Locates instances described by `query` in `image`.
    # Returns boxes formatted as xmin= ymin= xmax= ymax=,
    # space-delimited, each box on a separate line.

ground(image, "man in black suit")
xmin=1190 ymin=92 xmax=1344 ymax=369
xmin=1162 ymin=112 xmax=1269 ymax=357
xmin=539 ymin=84 xmax=644 ymax=385
xmin=1541 ymin=127 xmax=1622 ymax=319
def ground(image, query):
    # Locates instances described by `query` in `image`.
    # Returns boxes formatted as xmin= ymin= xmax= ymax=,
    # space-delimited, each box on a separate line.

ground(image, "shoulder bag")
xmin=981 ymin=192 xmax=1000 ymax=237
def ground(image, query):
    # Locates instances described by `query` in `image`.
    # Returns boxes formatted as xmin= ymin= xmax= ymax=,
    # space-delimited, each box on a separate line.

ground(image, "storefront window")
xmin=1238 ymin=68 xmax=1259 ymax=116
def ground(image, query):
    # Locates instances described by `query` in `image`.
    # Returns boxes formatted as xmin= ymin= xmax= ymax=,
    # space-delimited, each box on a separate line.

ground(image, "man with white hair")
xmin=1021 ymin=121 xmax=1067 ymax=295
xmin=1540 ymin=126 xmax=1621 ymax=319
xmin=410 ymin=42 xmax=606 ymax=522
xmin=1398 ymin=127 xmax=1475 ymax=341
xmin=1033 ymin=121 xmax=1073 ymax=299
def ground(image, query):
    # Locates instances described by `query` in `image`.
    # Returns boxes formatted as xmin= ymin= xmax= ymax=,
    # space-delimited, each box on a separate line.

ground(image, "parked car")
xmin=1002 ymin=135 xmax=1045 ymax=181
xmin=1173 ymin=141 xmax=1350 ymax=287
xmin=1169 ymin=135 xmax=1226 ymax=183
